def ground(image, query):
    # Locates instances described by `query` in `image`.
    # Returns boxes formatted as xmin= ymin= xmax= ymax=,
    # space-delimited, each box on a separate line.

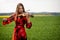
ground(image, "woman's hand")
xmin=2 ymin=18 xmax=7 ymax=25
xmin=3 ymin=18 xmax=7 ymax=22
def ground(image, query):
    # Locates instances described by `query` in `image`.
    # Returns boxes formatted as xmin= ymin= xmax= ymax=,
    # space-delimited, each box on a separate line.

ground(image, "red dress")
xmin=2 ymin=15 xmax=32 ymax=40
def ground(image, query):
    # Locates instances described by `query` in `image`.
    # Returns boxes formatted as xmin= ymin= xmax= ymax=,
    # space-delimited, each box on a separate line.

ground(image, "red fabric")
xmin=2 ymin=18 xmax=11 ymax=25
xmin=2 ymin=16 xmax=32 ymax=40
xmin=26 ymin=22 xmax=32 ymax=29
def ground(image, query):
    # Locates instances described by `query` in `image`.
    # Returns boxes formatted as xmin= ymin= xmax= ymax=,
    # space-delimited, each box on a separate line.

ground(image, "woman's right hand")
xmin=2 ymin=18 xmax=7 ymax=25
xmin=3 ymin=18 xmax=7 ymax=22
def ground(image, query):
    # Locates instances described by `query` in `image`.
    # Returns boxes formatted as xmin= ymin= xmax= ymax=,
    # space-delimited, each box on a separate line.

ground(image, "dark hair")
xmin=16 ymin=3 xmax=25 ymax=13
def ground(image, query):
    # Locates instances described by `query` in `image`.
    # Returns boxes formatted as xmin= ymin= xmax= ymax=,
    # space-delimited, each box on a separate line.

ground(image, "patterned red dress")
xmin=2 ymin=15 xmax=32 ymax=40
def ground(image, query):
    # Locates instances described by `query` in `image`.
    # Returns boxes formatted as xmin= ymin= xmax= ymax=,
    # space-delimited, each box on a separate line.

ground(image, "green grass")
xmin=0 ymin=16 xmax=60 ymax=40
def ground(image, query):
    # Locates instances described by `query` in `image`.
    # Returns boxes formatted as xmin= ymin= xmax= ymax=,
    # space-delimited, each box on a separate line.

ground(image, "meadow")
xmin=0 ymin=16 xmax=60 ymax=40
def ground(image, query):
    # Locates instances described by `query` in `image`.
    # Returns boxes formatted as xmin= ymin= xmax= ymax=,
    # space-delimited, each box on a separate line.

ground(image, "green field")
xmin=0 ymin=16 xmax=60 ymax=40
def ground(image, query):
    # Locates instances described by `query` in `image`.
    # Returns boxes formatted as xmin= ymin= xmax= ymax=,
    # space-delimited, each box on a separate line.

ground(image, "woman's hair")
xmin=14 ymin=3 xmax=25 ymax=21
xmin=16 ymin=3 xmax=25 ymax=13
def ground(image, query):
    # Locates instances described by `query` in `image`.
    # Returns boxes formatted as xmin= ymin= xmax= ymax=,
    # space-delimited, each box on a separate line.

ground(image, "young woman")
xmin=2 ymin=3 xmax=32 ymax=40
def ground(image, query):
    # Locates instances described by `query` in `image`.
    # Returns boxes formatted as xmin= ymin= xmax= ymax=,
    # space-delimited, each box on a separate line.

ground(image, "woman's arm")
xmin=2 ymin=13 xmax=15 ymax=25
xmin=25 ymin=13 xmax=32 ymax=29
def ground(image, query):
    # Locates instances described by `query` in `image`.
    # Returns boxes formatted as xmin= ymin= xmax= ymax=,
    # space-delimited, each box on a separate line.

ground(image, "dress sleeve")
xmin=24 ymin=13 xmax=32 ymax=29
xmin=26 ymin=22 xmax=32 ymax=29
xmin=2 ymin=16 xmax=14 ymax=25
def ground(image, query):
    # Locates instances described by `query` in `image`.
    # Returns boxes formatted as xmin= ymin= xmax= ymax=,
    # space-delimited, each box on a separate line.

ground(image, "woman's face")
xmin=18 ymin=6 xmax=23 ymax=13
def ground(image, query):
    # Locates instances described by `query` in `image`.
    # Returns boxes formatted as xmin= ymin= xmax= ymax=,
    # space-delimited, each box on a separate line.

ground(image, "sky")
xmin=0 ymin=0 xmax=60 ymax=13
